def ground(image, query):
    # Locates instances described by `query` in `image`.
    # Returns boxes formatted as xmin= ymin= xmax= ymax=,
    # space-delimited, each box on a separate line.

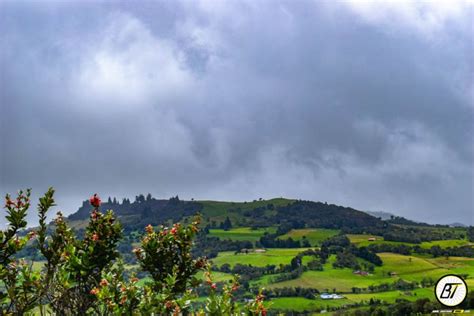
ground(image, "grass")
xmin=269 ymin=297 xmax=352 ymax=311
xmin=278 ymin=228 xmax=340 ymax=246
xmin=268 ymin=288 xmax=434 ymax=312
xmin=208 ymin=227 xmax=277 ymax=242
xmin=345 ymin=288 xmax=433 ymax=304
xmin=419 ymin=239 xmax=472 ymax=249
xmin=266 ymin=253 xmax=466 ymax=292
xmin=347 ymin=234 xmax=412 ymax=247
xmin=425 ymin=256 xmax=474 ymax=278
xmin=267 ymin=268 xmax=382 ymax=293
xmin=347 ymin=234 xmax=471 ymax=249
xmin=199 ymin=198 xmax=294 ymax=224
xmin=196 ymin=271 xmax=234 ymax=283
xmin=210 ymin=248 xmax=311 ymax=267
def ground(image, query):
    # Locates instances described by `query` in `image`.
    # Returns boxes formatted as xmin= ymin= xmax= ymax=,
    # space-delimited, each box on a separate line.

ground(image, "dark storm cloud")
xmin=0 ymin=0 xmax=472 ymax=226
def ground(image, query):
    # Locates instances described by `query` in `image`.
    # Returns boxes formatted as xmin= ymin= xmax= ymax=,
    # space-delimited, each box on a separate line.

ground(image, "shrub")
xmin=0 ymin=188 xmax=268 ymax=315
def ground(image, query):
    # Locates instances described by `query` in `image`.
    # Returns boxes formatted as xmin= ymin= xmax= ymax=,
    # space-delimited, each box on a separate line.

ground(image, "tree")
xmin=221 ymin=216 xmax=233 ymax=231
xmin=468 ymin=226 xmax=474 ymax=242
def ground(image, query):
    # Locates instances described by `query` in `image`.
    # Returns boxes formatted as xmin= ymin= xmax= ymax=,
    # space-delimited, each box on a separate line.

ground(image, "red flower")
xmin=91 ymin=210 xmax=99 ymax=220
xmin=173 ymin=306 xmax=181 ymax=316
xmin=195 ymin=258 xmax=207 ymax=269
xmin=5 ymin=197 xmax=15 ymax=208
xmin=90 ymin=288 xmax=99 ymax=295
xmin=145 ymin=224 xmax=153 ymax=234
xmin=211 ymin=283 xmax=217 ymax=290
xmin=132 ymin=248 xmax=141 ymax=255
xmin=100 ymin=279 xmax=109 ymax=287
xmin=171 ymin=227 xmax=178 ymax=235
xmin=92 ymin=233 xmax=99 ymax=241
xmin=27 ymin=231 xmax=37 ymax=240
xmin=89 ymin=194 xmax=101 ymax=208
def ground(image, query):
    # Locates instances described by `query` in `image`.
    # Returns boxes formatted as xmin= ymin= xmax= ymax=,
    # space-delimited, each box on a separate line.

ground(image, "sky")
xmin=0 ymin=0 xmax=473 ymax=226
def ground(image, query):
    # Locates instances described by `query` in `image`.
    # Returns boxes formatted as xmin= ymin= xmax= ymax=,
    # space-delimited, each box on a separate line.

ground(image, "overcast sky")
xmin=0 ymin=0 xmax=473 ymax=226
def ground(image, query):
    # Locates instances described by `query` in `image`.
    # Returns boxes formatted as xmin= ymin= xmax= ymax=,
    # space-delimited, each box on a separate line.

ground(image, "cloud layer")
xmin=1 ymin=0 xmax=472 ymax=225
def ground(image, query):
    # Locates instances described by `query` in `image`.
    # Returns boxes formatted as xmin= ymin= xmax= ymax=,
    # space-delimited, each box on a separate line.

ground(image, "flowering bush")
xmin=203 ymin=270 xmax=240 ymax=315
xmin=55 ymin=212 xmax=121 ymax=313
xmin=0 ymin=189 xmax=43 ymax=314
xmin=0 ymin=189 xmax=268 ymax=315
xmin=135 ymin=219 xmax=206 ymax=294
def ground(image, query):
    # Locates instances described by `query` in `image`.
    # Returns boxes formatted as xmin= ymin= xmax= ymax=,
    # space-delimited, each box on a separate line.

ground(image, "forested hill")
xmin=68 ymin=195 xmax=202 ymax=232
xmin=67 ymin=195 xmax=387 ymax=232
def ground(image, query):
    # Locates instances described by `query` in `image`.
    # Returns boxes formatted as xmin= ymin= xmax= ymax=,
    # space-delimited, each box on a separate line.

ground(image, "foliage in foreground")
xmin=0 ymin=188 xmax=267 ymax=315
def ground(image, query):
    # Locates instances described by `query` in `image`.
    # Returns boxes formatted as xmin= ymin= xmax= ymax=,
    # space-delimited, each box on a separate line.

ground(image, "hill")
xmin=15 ymin=193 xmax=474 ymax=314
xmin=67 ymin=196 xmax=386 ymax=233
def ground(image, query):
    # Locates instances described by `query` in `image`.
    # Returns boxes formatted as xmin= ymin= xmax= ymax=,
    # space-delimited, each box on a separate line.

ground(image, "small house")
xmin=320 ymin=293 xmax=344 ymax=300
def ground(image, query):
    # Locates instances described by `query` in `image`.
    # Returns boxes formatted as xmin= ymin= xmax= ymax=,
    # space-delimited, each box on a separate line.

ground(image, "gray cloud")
xmin=0 ymin=0 xmax=472 ymax=226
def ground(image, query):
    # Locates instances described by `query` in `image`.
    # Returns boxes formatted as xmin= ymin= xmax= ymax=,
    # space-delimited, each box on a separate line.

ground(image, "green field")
xmin=210 ymin=248 xmax=311 ymax=267
xmin=278 ymin=228 xmax=340 ymax=246
xmin=269 ymin=297 xmax=351 ymax=311
xmin=196 ymin=271 xmax=234 ymax=283
xmin=347 ymin=234 xmax=471 ymax=249
xmin=269 ymin=288 xmax=434 ymax=312
xmin=208 ymin=227 xmax=276 ymax=242
xmin=420 ymin=239 xmax=472 ymax=249
xmin=347 ymin=234 xmax=410 ymax=247
xmin=266 ymin=253 xmax=470 ymax=292
xmin=199 ymin=198 xmax=294 ymax=224
xmin=345 ymin=287 xmax=433 ymax=304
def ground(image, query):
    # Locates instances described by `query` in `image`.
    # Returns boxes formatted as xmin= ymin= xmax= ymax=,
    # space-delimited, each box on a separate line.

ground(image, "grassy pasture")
xmin=266 ymin=253 xmax=467 ymax=292
xmin=208 ymin=227 xmax=276 ymax=242
xmin=269 ymin=297 xmax=351 ymax=311
xmin=278 ymin=228 xmax=339 ymax=246
xmin=419 ymin=239 xmax=472 ymax=249
xmin=347 ymin=234 xmax=411 ymax=247
xmin=199 ymin=198 xmax=294 ymax=224
xmin=266 ymin=269 xmax=384 ymax=292
xmin=425 ymin=256 xmax=474 ymax=278
xmin=345 ymin=288 xmax=433 ymax=304
xmin=269 ymin=288 xmax=434 ymax=312
xmin=210 ymin=248 xmax=311 ymax=268
xmin=348 ymin=234 xmax=471 ymax=249
xmin=196 ymin=271 xmax=233 ymax=283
